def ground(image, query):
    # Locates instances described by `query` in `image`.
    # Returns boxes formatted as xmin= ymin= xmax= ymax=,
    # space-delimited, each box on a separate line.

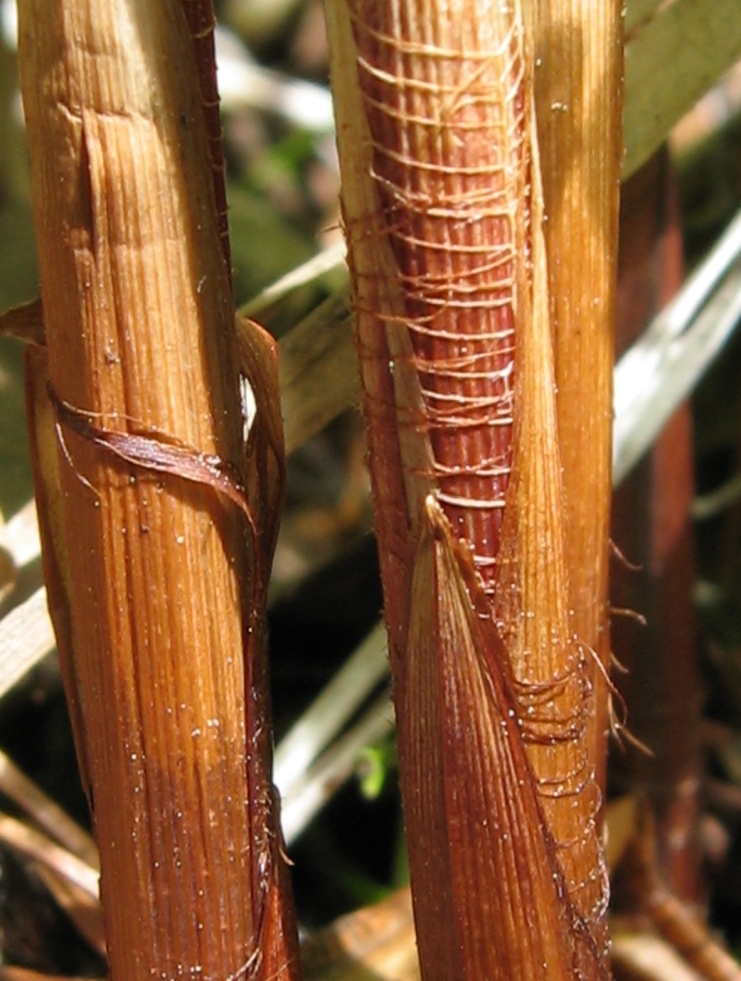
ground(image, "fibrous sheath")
xmin=349 ymin=1 xmax=526 ymax=599
xmin=328 ymin=0 xmax=610 ymax=977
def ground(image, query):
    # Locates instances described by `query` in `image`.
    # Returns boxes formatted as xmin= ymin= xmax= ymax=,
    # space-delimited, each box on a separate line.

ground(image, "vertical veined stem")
xmin=18 ymin=1 xmax=301 ymax=977
xmin=531 ymin=0 xmax=622 ymax=794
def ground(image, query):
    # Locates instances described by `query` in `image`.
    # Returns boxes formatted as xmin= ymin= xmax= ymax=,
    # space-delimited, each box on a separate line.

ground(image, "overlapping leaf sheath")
xmin=531 ymin=0 xmax=622 ymax=798
xmin=326 ymin=0 xmax=611 ymax=976
xmin=18 ymin=2 xmax=299 ymax=978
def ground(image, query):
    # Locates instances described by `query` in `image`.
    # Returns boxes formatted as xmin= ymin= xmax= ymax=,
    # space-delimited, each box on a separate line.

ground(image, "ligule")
xmin=327 ymin=0 xmax=612 ymax=975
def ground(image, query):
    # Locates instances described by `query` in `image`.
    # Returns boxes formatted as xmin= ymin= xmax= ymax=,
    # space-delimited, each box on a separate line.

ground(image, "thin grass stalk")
xmin=17 ymin=2 xmax=300 ymax=977
xmin=326 ymin=0 xmax=611 ymax=976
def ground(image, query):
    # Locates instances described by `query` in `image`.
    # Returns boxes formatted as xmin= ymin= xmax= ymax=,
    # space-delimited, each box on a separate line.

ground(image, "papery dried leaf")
xmin=301 ymin=887 xmax=418 ymax=981
xmin=47 ymin=385 xmax=258 ymax=535
xmin=0 ymin=299 xmax=45 ymax=345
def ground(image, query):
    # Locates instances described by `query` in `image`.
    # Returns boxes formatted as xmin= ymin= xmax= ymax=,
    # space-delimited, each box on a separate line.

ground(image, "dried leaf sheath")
xmin=327 ymin=0 xmax=610 ymax=975
xmin=400 ymin=497 xmax=587 ymax=980
xmin=494 ymin=218 xmax=607 ymax=958
xmin=531 ymin=0 xmax=622 ymax=804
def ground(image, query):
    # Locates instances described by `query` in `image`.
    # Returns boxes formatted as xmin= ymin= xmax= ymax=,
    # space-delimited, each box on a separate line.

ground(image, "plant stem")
xmin=18 ymin=2 xmax=300 ymax=977
xmin=327 ymin=0 xmax=614 ymax=975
